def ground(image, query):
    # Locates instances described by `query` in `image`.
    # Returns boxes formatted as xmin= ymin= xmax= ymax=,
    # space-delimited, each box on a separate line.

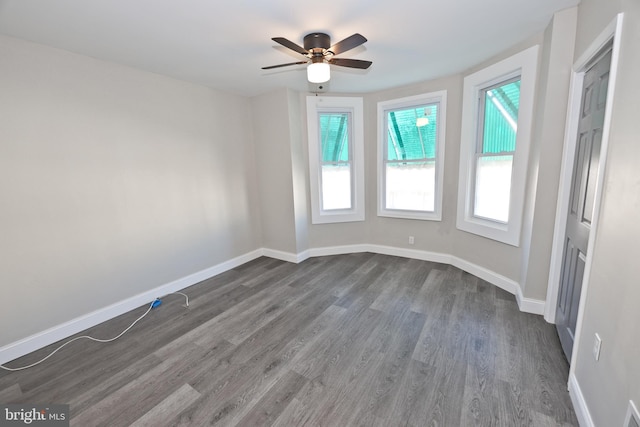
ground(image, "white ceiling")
xmin=0 ymin=0 xmax=579 ymax=97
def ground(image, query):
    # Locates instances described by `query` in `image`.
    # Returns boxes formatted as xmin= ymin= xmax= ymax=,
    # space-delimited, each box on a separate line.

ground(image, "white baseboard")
xmin=515 ymin=293 xmax=546 ymax=315
xmin=0 ymin=249 xmax=263 ymax=366
xmin=308 ymin=243 xmax=451 ymax=264
xmin=261 ymin=248 xmax=303 ymax=263
xmin=370 ymin=244 xmax=453 ymax=264
xmin=0 ymin=243 xmax=547 ymax=366
xmin=569 ymin=373 xmax=595 ymax=427
xmin=308 ymin=244 xmax=370 ymax=258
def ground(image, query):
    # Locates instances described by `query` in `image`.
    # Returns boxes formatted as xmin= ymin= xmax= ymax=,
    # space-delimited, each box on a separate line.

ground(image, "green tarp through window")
xmin=387 ymin=104 xmax=438 ymax=161
xmin=319 ymin=113 xmax=349 ymax=163
xmin=482 ymin=80 xmax=520 ymax=153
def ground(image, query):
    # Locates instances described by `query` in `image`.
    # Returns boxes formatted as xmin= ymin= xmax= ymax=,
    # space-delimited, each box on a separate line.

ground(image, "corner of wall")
xmin=520 ymin=5 xmax=578 ymax=303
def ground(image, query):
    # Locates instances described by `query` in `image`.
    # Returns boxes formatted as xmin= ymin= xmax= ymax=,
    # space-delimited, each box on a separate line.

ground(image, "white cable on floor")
xmin=0 ymin=292 xmax=189 ymax=372
xmin=173 ymin=292 xmax=189 ymax=307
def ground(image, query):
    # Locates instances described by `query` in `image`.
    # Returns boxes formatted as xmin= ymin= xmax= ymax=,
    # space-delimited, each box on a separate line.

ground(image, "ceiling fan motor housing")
xmin=304 ymin=33 xmax=331 ymax=51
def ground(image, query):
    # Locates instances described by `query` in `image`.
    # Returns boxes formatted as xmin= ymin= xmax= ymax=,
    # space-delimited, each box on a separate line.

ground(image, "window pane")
xmin=385 ymin=161 xmax=435 ymax=212
xmin=474 ymin=155 xmax=513 ymax=222
xmin=481 ymin=80 xmax=520 ymax=153
xmin=320 ymin=113 xmax=349 ymax=162
xmin=387 ymin=104 xmax=438 ymax=161
xmin=473 ymin=79 xmax=519 ymax=223
xmin=321 ymin=164 xmax=351 ymax=210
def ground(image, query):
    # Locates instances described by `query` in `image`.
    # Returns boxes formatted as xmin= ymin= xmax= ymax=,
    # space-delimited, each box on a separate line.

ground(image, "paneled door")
xmin=556 ymin=48 xmax=612 ymax=362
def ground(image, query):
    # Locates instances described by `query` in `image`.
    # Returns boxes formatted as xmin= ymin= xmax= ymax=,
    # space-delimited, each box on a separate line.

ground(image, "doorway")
xmin=545 ymin=13 xmax=623 ymax=368
xmin=555 ymin=47 xmax=612 ymax=361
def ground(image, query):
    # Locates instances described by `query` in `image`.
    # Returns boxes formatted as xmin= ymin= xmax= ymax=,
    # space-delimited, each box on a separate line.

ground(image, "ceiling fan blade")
xmin=329 ymin=58 xmax=372 ymax=69
xmin=272 ymin=37 xmax=309 ymax=55
xmin=262 ymin=61 xmax=308 ymax=70
xmin=329 ymin=33 xmax=367 ymax=55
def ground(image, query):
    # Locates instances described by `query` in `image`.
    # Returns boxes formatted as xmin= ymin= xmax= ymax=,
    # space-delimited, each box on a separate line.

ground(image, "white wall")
xmin=0 ymin=35 xmax=261 ymax=348
xmin=286 ymin=90 xmax=310 ymax=255
xmin=571 ymin=0 xmax=640 ymax=424
xmin=521 ymin=8 xmax=577 ymax=301
xmin=251 ymin=89 xmax=300 ymax=255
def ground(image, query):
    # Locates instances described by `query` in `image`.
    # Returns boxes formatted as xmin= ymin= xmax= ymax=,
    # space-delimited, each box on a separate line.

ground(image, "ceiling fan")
xmin=262 ymin=33 xmax=372 ymax=83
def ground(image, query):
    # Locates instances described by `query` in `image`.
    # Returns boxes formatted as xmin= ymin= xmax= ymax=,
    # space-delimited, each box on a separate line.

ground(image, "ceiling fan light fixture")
xmin=307 ymin=62 xmax=330 ymax=83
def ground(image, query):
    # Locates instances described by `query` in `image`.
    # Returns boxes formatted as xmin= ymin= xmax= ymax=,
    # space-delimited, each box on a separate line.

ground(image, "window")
xmin=377 ymin=91 xmax=447 ymax=220
xmin=319 ymin=112 xmax=351 ymax=210
xmin=307 ymin=96 xmax=364 ymax=224
xmin=474 ymin=77 xmax=520 ymax=223
xmin=457 ymin=46 xmax=539 ymax=246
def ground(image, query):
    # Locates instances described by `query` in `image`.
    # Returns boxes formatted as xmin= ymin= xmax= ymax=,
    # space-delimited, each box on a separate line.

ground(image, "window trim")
xmin=307 ymin=96 xmax=365 ymax=224
xmin=377 ymin=90 xmax=447 ymax=221
xmin=456 ymin=45 xmax=539 ymax=246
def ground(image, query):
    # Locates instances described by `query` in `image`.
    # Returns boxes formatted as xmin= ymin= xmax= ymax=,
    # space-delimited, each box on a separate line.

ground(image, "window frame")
xmin=307 ymin=96 xmax=365 ymax=224
xmin=472 ymin=76 xmax=520 ymax=223
xmin=377 ymin=91 xmax=447 ymax=221
xmin=456 ymin=45 xmax=539 ymax=246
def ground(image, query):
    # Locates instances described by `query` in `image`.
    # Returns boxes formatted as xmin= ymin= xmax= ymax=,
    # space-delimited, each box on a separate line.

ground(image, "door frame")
xmin=545 ymin=12 xmax=623 ymax=365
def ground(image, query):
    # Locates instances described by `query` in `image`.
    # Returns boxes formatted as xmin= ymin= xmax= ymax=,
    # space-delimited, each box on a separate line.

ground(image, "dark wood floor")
xmin=0 ymin=253 xmax=578 ymax=426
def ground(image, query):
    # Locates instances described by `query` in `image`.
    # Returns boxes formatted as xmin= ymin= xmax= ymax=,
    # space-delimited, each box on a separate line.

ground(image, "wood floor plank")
xmin=234 ymin=370 xmax=308 ymax=427
xmin=274 ymin=306 xmax=401 ymax=425
xmin=411 ymin=284 xmax=458 ymax=365
xmin=283 ymin=299 xmax=421 ymax=425
xmin=290 ymin=305 xmax=384 ymax=380
xmin=188 ymin=257 xmax=340 ymax=350
xmin=185 ymin=290 xmax=338 ymax=395
xmin=172 ymin=355 xmax=285 ymax=425
xmin=494 ymin=297 xmax=525 ymax=384
xmin=326 ymin=253 xmax=380 ymax=298
xmin=369 ymin=258 xmax=432 ymax=313
xmin=525 ymin=315 xmax=576 ymax=424
xmin=220 ymin=289 xmax=339 ymax=367
xmin=333 ymin=255 xmax=406 ymax=309
xmin=350 ymin=310 xmax=426 ymax=422
xmin=71 ymin=342 xmax=212 ymax=426
xmin=31 ymin=352 xmax=163 ymax=415
xmin=461 ymin=278 xmax=499 ymax=426
xmin=0 ymin=383 xmax=22 ymax=402
xmin=172 ymin=294 xmax=339 ymax=425
xmin=270 ymin=397 xmax=305 ymax=427
xmin=277 ymin=304 xmax=347 ymax=367
xmin=410 ymin=267 xmax=446 ymax=314
xmin=384 ymin=359 xmax=437 ymax=426
xmin=491 ymin=378 xmax=531 ymax=426
xmin=419 ymin=347 xmax=468 ymax=426
xmin=271 ymin=306 xmax=369 ymax=426
xmin=129 ymin=383 xmax=201 ymax=427
xmin=0 ymin=253 xmax=577 ymax=426
xmin=530 ymin=409 xmax=577 ymax=427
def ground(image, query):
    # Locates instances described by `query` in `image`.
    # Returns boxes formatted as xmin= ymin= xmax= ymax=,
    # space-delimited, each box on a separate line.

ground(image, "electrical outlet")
xmin=408 ymin=236 xmax=415 ymax=245
xmin=593 ymin=333 xmax=602 ymax=361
